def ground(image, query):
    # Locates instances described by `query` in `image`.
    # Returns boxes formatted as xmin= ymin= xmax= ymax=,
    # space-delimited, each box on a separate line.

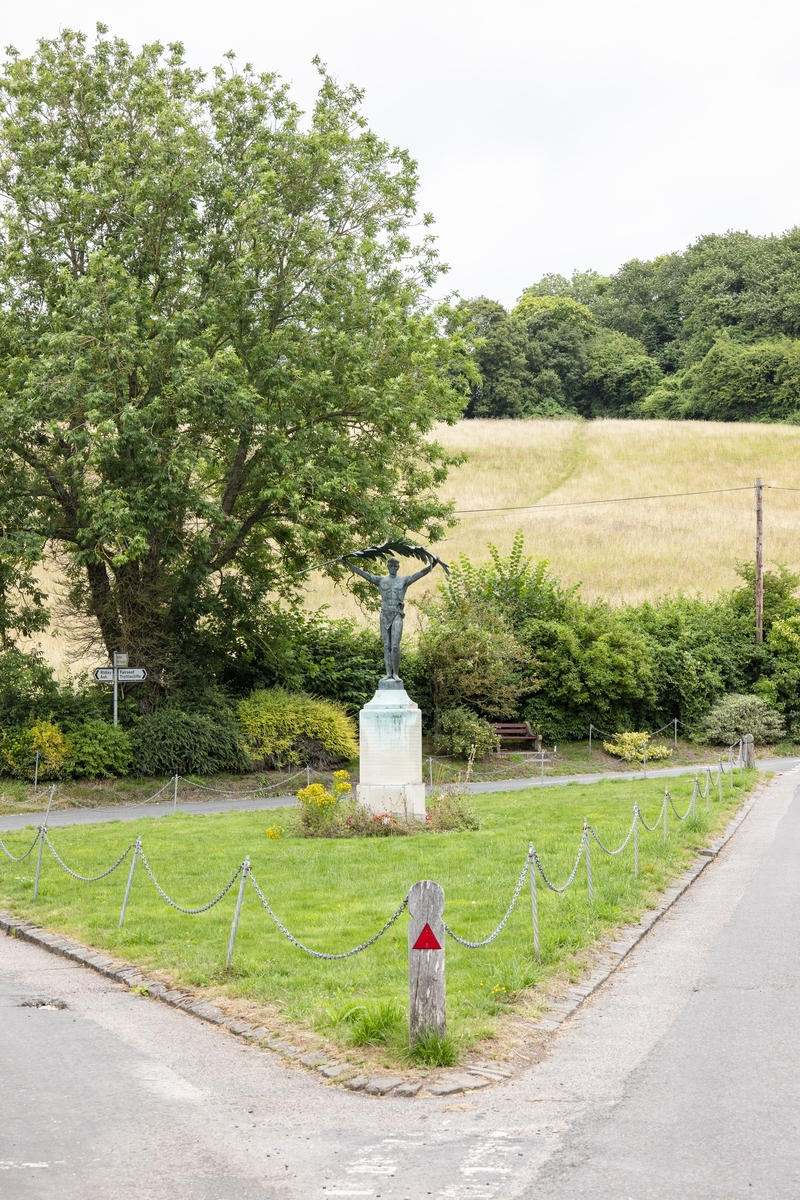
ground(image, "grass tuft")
xmin=408 ymin=1030 xmax=459 ymax=1067
xmin=337 ymin=1000 xmax=405 ymax=1047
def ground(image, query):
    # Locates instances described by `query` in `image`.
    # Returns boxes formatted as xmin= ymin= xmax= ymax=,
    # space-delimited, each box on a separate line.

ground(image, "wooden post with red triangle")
xmin=408 ymin=879 xmax=446 ymax=1046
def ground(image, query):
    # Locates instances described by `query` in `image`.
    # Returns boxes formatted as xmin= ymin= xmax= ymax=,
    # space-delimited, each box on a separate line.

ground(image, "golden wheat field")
xmin=302 ymin=418 xmax=800 ymax=621
xmin=25 ymin=418 xmax=800 ymax=676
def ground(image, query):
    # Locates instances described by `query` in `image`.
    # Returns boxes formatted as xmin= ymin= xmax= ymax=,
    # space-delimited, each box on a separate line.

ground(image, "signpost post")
xmin=407 ymin=879 xmax=446 ymax=1046
xmin=93 ymin=654 xmax=147 ymax=726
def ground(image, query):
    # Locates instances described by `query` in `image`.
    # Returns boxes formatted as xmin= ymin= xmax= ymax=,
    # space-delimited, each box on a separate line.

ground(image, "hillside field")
xmin=26 ymin=417 xmax=800 ymax=676
xmin=302 ymin=418 xmax=800 ymax=622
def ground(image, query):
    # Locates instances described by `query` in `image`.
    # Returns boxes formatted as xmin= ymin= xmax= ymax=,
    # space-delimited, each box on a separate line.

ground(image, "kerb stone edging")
xmin=0 ymin=772 xmax=777 ymax=1096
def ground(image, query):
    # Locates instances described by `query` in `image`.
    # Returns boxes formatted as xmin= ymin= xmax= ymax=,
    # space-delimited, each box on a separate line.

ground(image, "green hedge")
xmin=129 ymin=709 xmax=248 ymax=776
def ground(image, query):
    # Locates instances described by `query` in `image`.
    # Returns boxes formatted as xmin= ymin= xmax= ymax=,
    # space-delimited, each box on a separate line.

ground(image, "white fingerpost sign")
xmin=407 ymin=879 xmax=446 ymax=1046
xmin=93 ymin=652 xmax=148 ymax=726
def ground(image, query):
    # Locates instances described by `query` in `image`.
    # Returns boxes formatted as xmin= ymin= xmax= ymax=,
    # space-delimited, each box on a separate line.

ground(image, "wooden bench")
xmin=493 ymin=721 xmax=542 ymax=751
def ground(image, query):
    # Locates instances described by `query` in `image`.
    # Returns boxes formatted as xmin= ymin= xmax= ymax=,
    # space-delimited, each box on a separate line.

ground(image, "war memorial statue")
xmin=300 ymin=538 xmax=449 ymax=685
xmin=343 ymin=555 xmax=436 ymax=682
xmin=300 ymin=540 xmax=449 ymax=816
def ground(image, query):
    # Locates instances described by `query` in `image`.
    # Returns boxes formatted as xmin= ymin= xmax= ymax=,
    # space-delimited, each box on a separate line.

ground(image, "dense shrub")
xmin=192 ymin=608 xmax=384 ymax=713
xmin=433 ymin=708 xmax=499 ymax=760
xmin=237 ymin=688 xmax=358 ymax=769
xmin=417 ymin=588 xmax=534 ymax=725
xmin=286 ymin=619 xmax=384 ymax=712
xmin=763 ymin=615 xmax=800 ymax=726
xmin=700 ymin=694 xmax=785 ymax=746
xmin=0 ymin=649 xmax=62 ymax=727
xmin=0 ymin=647 xmax=107 ymax=729
xmin=0 ymin=718 xmax=69 ymax=779
xmin=420 ymin=535 xmax=655 ymax=740
xmin=412 ymin=536 xmax=800 ymax=743
xmin=64 ymin=721 xmax=133 ymax=779
xmin=130 ymin=709 xmax=248 ymax=776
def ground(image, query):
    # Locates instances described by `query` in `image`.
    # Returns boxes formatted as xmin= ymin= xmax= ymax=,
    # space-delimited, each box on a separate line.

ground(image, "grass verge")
xmin=0 ymin=770 xmax=757 ymax=1063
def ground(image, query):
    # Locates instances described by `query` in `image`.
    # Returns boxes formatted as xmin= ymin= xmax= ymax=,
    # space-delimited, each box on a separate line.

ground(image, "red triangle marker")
xmin=412 ymin=922 xmax=442 ymax=950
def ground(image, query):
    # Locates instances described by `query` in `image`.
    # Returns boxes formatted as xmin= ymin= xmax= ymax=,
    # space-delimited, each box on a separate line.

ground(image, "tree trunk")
xmin=86 ymin=561 xmax=123 ymax=656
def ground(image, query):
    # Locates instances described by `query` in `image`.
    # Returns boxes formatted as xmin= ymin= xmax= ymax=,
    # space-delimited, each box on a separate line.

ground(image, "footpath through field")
xmin=2 ymin=764 xmax=799 ymax=1196
xmin=0 ymin=756 xmax=797 ymax=831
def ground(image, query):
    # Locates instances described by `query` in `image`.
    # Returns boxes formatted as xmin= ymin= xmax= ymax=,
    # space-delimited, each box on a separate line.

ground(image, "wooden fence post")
xmin=528 ymin=844 xmax=539 ymax=960
xmin=408 ymin=880 xmax=446 ymax=1046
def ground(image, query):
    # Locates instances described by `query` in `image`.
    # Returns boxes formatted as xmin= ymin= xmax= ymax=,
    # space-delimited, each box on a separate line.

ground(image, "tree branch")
xmin=206 ymin=498 xmax=272 ymax=571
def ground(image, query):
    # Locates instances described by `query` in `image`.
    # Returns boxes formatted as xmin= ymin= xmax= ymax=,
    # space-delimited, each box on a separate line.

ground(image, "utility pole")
xmin=755 ymin=478 xmax=764 ymax=644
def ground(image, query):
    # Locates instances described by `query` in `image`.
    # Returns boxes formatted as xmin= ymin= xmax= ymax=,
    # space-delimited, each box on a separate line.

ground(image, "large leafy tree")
xmin=454 ymin=292 xmax=660 ymax=419
xmin=0 ymin=29 xmax=467 ymax=690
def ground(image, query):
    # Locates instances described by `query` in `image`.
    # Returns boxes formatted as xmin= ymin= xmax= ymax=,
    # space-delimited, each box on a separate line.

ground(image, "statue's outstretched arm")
xmin=344 ymin=560 xmax=381 ymax=585
xmin=405 ymin=561 xmax=437 ymax=585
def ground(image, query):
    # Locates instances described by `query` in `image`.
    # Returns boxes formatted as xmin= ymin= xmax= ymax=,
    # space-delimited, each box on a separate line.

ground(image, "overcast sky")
xmin=4 ymin=1 xmax=799 ymax=306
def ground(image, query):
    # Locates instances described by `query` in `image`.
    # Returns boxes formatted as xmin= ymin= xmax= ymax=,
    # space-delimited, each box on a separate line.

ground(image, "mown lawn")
xmin=0 ymin=770 xmax=756 ymax=1058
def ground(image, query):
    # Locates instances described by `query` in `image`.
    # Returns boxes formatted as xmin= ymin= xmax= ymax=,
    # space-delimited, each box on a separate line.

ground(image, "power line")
xmin=453 ymin=485 xmax=756 ymax=515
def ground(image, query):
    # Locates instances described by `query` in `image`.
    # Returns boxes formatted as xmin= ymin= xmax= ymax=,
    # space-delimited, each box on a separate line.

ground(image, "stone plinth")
xmin=357 ymin=681 xmax=426 ymax=818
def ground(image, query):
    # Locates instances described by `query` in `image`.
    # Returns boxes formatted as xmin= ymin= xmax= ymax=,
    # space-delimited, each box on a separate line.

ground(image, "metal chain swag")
xmin=0 ymin=829 xmax=42 ymax=862
xmin=137 ymin=848 xmax=246 ymax=916
xmin=248 ymin=870 xmax=409 ymax=959
xmin=442 ymin=856 xmax=531 ymax=948
xmin=43 ymin=832 xmax=136 ymax=882
xmin=529 ymin=830 xmax=588 ymax=894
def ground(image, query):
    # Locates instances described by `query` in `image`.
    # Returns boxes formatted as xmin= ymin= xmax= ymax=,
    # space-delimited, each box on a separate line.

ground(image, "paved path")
xmin=1 ymin=757 xmax=796 ymax=832
xmin=0 ymin=791 xmax=296 ymax=832
xmin=467 ymin=755 xmax=799 ymax=793
xmin=2 ymin=765 xmax=800 ymax=1196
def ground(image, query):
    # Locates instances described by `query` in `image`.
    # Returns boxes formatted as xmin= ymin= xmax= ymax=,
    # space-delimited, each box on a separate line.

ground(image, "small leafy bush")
xmin=237 ymin=688 xmax=358 ymax=769
xmin=700 ymin=694 xmax=785 ymax=745
xmin=130 ymin=708 xmax=248 ymax=776
xmin=344 ymin=806 xmax=414 ymax=837
xmin=64 ymin=721 xmax=133 ymax=779
xmin=0 ymin=719 xmax=69 ymax=780
xmin=297 ymin=771 xmax=353 ymax=833
xmin=603 ymin=732 xmax=672 ymax=762
xmin=433 ymin=707 xmax=499 ymax=760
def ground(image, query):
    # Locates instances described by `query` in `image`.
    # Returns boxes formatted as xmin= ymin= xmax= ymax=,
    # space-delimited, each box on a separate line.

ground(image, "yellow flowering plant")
xmin=297 ymin=782 xmax=337 ymax=809
xmin=1 ymin=719 xmax=69 ymax=780
xmin=297 ymin=771 xmax=352 ymax=832
xmin=331 ymin=770 xmax=352 ymax=800
xmin=602 ymin=732 xmax=672 ymax=763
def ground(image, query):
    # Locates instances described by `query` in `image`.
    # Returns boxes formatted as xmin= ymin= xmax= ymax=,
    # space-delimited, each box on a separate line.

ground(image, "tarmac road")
xmin=2 ymin=765 xmax=799 ymax=1198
